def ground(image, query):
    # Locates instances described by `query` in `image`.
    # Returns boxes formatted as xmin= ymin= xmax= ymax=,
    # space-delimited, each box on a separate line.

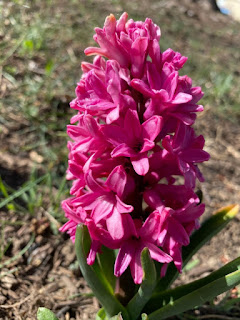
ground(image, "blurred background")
xmin=0 ymin=0 xmax=240 ymax=319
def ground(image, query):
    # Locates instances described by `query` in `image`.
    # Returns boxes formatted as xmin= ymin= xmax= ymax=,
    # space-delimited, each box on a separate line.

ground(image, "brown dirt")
xmin=0 ymin=0 xmax=240 ymax=320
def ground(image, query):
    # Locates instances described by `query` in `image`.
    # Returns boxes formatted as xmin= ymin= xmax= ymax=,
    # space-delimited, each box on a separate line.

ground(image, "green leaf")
xmin=155 ymin=204 xmax=239 ymax=291
xmin=148 ymin=268 xmax=240 ymax=320
xmin=144 ymin=255 xmax=240 ymax=313
xmin=37 ymin=307 xmax=59 ymax=320
xmin=127 ymin=248 xmax=157 ymax=320
xmin=97 ymin=245 xmax=116 ymax=291
xmin=75 ymin=225 xmax=130 ymax=320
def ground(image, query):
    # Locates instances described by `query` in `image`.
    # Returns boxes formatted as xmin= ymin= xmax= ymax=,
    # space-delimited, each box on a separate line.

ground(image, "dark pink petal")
xmin=192 ymin=134 xmax=205 ymax=149
xmin=176 ymin=203 xmax=205 ymax=223
xmin=106 ymin=60 xmax=121 ymax=104
xmin=86 ymin=70 xmax=109 ymax=99
xmin=172 ymin=112 xmax=196 ymax=125
xmin=70 ymin=179 xmax=85 ymax=196
xmin=116 ymin=12 xmax=128 ymax=32
xmin=179 ymin=103 xmax=204 ymax=113
xmin=167 ymin=217 xmax=190 ymax=246
xmin=114 ymin=242 xmax=134 ymax=277
xmin=184 ymin=169 xmax=196 ymax=189
xmin=119 ymin=32 xmax=132 ymax=53
xmin=160 ymin=263 xmax=168 ymax=278
xmin=142 ymin=116 xmax=163 ymax=141
xmin=85 ymin=170 xmax=104 ymax=193
xmin=68 ymin=161 xmax=83 ymax=179
xmin=130 ymin=79 xmax=153 ymax=97
xmin=84 ymin=115 xmax=102 ymax=136
xmin=130 ymin=247 xmax=144 ymax=284
xmin=86 ymin=28 xmax=129 ymax=67
xmin=104 ymin=14 xmax=117 ymax=38
xmin=146 ymin=242 xmax=172 ymax=263
xmin=86 ymin=219 xmax=120 ymax=249
xmin=131 ymin=37 xmax=148 ymax=78
xmin=148 ymin=40 xmax=161 ymax=73
xmin=171 ymin=93 xmax=192 ymax=105
xmin=131 ymin=152 xmax=149 ymax=175
xmin=73 ymin=192 xmax=100 ymax=209
xmin=67 ymin=125 xmax=88 ymax=140
xmin=112 ymin=143 xmax=137 ymax=157
xmin=168 ymin=238 xmax=183 ymax=272
xmin=91 ymin=197 xmax=114 ymax=223
xmin=143 ymin=189 xmax=164 ymax=209
xmin=124 ymin=109 xmax=142 ymax=142
xmin=194 ymin=164 xmax=205 ymax=182
xmin=107 ymin=211 xmax=136 ymax=240
xmin=162 ymin=71 xmax=178 ymax=100
xmin=101 ymin=125 xmax=128 ymax=146
xmin=172 ymin=122 xmax=186 ymax=150
xmin=87 ymin=240 xmax=101 ymax=265
xmin=106 ymin=210 xmax=126 ymax=240
xmin=141 ymin=138 xmax=155 ymax=152
xmin=191 ymin=86 xmax=204 ymax=103
xmin=147 ymin=62 xmax=162 ymax=90
xmin=106 ymin=105 xmax=120 ymax=124
xmin=180 ymin=149 xmax=210 ymax=163
xmin=143 ymin=90 xmax=169 ymax=119
xmin=84 ymin=46 xmax=109 ymax=58
xmin=105 ymin=165 xmax=127 ymax=197
xmin=162 ymin=136 xmax=174 ymax=153
xmin=139 ymin=212 xmax=160 ymax=241
xmin=115 ymin=195 xmax=134 ymax=214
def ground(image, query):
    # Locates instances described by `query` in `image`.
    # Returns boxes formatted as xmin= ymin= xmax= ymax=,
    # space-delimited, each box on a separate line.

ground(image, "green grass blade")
xmin=148 ymin=268 xmax=240 ymax=320
xmin=155 ymin=204 xmax=239 ymax=291
xmin=75 ymin=225 xmax=130 ymax=320
xmin=0 ymin=233 xmax=35 ymax=269
xmin=0 ymin=177 xmax=15 ymax=210
xmin=0 ymin=174 xmax=48 ymax=209
xmin=127 ymin=248 xmax=157 ymax=320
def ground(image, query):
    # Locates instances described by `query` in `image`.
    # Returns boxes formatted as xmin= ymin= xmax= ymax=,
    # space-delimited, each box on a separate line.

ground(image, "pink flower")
xmin=70 ymin=59 xmax=136 ymax=124
xmin=85 ymin=12 xmax=160 ymax=77
xmin=131 ymin=62 xmax=203 ymax=126
xmin=60 ymin=13 xmax=210 ymax=284
xmin=101 ymin=109 xmax=163 ymax=175
xmin=144 ymin=184 xmax=204 ymax=247
xmin=72 ymin=166 xmax=133 ymax=223
xmin=162 ymin=122 xmax=210 ymax=188
xmin=59 ymin=198 xmax=87 ymax=242
xmin=114 ymin=212 xmax=172 ymax=284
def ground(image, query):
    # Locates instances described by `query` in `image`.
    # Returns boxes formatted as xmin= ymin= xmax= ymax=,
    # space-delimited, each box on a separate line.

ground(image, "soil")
xmin=0 ymin=0 xmax=240 ymax=319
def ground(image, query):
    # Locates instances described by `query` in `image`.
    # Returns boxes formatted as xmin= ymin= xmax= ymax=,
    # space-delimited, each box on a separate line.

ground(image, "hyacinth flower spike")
xmin=47 ymin=12 xmax=240 ymax=320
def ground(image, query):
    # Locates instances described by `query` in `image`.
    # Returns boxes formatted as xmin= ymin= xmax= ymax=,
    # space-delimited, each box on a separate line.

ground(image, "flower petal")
xmin=114 ymin=242 xmax=134 ymax=277
xmin=131 ymin=152 xmax=149 ymax=175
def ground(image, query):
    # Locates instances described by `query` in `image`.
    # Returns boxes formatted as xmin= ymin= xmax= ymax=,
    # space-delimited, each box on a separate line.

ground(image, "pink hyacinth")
xmin=61 ymin=13 xmax=210 ymax=284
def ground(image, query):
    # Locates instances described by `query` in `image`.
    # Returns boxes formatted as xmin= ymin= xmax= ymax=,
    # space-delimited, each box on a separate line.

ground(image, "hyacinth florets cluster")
xmin=60 ymin=12 xmax=210 ymax=284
